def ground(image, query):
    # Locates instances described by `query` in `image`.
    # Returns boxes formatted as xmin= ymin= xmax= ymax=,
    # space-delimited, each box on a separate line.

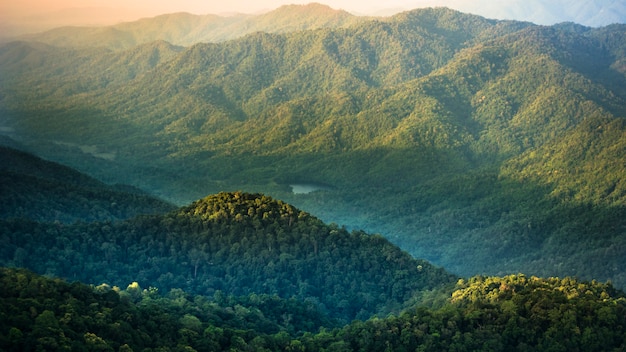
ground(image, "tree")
xmin=32 ymin=310 xmax=71 ymax=351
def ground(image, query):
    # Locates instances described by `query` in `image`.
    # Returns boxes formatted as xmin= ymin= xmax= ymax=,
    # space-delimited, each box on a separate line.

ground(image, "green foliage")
xmin=296 ymin=274 xmax=626 ymax=351
xmin=4 ymin=269 xmax=624 ymax=351
xmin=0 ymin=192 xmax=457 ymax=323
xmin=0 ymin=267 xmax=330 ymax=351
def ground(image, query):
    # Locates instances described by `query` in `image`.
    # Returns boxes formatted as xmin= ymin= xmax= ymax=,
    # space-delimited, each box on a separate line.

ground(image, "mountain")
xmin=0 ymin=146 xmax=175 ymax=222
xmin=0 ymin=192 xmax=457 ymax=323
xmin=1 ymin=8 xmax=625 ymax=288
xmin=13 ymin=4 xmax=360 ymax=50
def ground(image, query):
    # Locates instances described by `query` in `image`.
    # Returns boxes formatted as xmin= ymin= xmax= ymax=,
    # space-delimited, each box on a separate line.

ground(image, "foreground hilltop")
xmin=0 ymin=191 xmax=456 ymax=323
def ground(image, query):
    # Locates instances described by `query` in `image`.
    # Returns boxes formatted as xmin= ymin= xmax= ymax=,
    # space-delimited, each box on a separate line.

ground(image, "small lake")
xmin=290 ymin=183 xmax=330 ymax=194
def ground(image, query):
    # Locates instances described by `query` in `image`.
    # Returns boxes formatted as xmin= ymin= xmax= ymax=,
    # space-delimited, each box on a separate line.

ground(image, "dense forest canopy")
xmin=0 ymin=153 xmax=623 ymax=349
xmin=0 ymin=191 xmax=457 ymax=323
xmin=2 ymin=268 xmax=625 ymax=351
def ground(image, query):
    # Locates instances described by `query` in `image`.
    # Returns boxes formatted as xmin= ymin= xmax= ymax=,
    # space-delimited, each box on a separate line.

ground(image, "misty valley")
xmin=1 ymin=3 xmax=626 ymax=351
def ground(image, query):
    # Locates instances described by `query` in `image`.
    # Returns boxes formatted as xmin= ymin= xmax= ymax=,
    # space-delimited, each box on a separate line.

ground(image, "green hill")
xmin=2 ymin=268 xmax=625 ymax=351
xmin=1 ymin=8 xmax=625 ymax=288
xmin=0 ymin=267 xmax=340 ymax=350
xmin=316 ymin=274 xmax=626 ymax=351
xmin=0 ymin=192 xmax=456 ymax=323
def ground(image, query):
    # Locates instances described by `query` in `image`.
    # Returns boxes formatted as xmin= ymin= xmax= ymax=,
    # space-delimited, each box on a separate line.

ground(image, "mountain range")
xmin=7 ymin=4 xmax=361 ymax=49
xmin=1 ymin=5 xmax=626 ymax=289
xmin=2 ymin=0 xmax=625 ymax=40
xmin=5 ymin=1 xmax=626 ymax=47
xmin=2 ymin=3 xmax=626 ymax=344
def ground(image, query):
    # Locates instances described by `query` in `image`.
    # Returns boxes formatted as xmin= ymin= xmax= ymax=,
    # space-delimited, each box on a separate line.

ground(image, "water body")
xmin=290 ymin=183 xmax=329 ymax=194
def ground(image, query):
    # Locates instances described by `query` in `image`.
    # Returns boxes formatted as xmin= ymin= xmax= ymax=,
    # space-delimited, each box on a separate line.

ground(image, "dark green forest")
xmin=0 ymin=191 xmax=456 ymax=323
xmin=2 ymin=268 xmax=625 ymax=351
xmin=0 ymin=147 xmax=175 ymax=222
xmin=0 ymin=151 xmax=625 ymax=350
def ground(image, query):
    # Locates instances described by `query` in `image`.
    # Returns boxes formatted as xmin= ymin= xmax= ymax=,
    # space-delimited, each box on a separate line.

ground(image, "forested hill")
xmin=0 ymin=146 xmax=175 ymax=222
xmin=2 ymin=268 xmax=625 ymax=351
xmin=1 ymin=8 xmax=626 ymax=289
xmin=0 ymin=192 xmax=457 ymax=323
xmin=14 ymin=3 xmax=360 ymax=50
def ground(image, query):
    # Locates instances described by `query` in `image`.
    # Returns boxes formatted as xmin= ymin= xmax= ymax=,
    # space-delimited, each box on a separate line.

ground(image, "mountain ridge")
xmin=12 ymin=3 xmax=361 ymax=50
xmin=3 ymin=0 xmax=624 ymax=41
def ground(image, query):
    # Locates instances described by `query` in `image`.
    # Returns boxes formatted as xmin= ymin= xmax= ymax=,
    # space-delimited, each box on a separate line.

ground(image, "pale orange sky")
xmin=0 ymin=0 xmax=449 ymax=36
xmin=1 ymin=0 xmax=621 ymax=37
xmin=2 ymin=0 xmax=427 ymax=18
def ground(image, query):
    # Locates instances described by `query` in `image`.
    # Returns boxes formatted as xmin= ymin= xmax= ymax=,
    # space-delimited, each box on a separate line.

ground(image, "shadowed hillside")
xmin=0 ymin=192 xmax=456 ymax=323
xmin=1 ymin=268 xmax=624 ymax=351
xmin=0 ymin=147 xmax=175 ymax=222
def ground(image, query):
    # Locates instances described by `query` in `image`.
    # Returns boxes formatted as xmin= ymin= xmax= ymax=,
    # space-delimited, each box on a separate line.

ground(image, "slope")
xmin=0 ymin=192 xmax=457 ymax=323
xmin=0 ymin=146 xmax=175 ymax=222
xmin=0 ymin=39 xmax=183 ymax=98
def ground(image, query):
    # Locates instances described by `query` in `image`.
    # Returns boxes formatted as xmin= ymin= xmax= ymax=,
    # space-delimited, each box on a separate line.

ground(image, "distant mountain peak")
xmin=10 ymin=3 xmax=358 ymax=49
xmin=272 ymin=2 xmax=351 ymax=14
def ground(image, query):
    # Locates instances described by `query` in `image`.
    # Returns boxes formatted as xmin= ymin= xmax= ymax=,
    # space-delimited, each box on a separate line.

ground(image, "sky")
xmin=2 ymin=0 xmax=424 ymax=19
xmin=0 ymin=0 xmax=443 ymax=36
xmin=1 ymin=0 xmax=624 ymax=36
